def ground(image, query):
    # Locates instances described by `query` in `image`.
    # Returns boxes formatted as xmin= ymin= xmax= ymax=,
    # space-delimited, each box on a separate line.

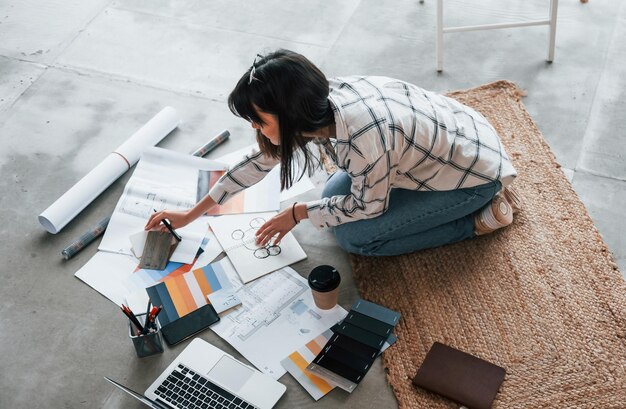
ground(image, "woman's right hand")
xmin=145 ymin=209 xmax=192 ymax=231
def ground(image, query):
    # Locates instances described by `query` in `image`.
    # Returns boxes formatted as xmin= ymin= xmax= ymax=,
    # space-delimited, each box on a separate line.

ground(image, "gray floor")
xmin=1 ymin=1 xmax=624 ymax=408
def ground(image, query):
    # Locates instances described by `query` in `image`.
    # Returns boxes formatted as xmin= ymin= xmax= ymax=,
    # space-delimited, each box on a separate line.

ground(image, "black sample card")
xmin=323 ymin=344 xmax=372 ymax=373
xmin=314 ymin=354 xmax=364 ymax=384
xmin=345 ymin=310 xmax=394 ymax=337
xmin=352 ymin=299 xmax=401 ymax=327
xmin=329 ymin=333 xmax=379 ymax=361
xmin=334 ymin=322 xmax=387 ymax=350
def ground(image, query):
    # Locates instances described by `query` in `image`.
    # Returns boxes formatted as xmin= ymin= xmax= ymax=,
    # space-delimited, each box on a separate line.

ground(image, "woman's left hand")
xmin=255 ymin=208 xmax=297 ymax=246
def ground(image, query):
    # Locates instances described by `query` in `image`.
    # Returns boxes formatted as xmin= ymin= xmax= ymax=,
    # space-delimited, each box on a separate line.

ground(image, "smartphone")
xmin=160 ymin=304 xmax=220 ymax=345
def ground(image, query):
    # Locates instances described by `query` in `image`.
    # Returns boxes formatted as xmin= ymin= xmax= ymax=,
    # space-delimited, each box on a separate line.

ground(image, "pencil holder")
xmin=128 ymin=313 xmax=164 ymax=358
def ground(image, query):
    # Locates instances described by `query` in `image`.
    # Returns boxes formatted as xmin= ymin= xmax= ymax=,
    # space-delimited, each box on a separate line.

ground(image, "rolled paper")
xmin=38 ymin=107 xmax=180 ymax=234
xmin=191 ymin=129 xmax=230 ymax=157
xmin=61 ymin=216 xmax=111 ymax=260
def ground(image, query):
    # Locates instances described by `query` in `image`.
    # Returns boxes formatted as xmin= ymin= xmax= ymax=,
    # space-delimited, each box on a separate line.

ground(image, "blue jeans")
xmin=322 ymin=171 xmax=501 ymax=256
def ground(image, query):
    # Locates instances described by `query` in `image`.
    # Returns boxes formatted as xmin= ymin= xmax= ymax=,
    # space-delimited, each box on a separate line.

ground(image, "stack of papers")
xmin=99 ymin=147 xmax=227 ymax=257
xmin=210 ymin=265 xmax=347 ymax=379
xmin=73 ymin=142 xmax=328 ymax=387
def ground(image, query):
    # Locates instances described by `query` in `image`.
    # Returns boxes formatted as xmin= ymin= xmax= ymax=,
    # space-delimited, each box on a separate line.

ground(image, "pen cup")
xmin=129 ymin=313 xmax=164 ymax=358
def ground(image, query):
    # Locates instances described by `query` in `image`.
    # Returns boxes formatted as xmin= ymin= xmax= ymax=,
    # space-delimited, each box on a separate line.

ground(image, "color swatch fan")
xmin=145 ymin=259 xmax=234 ymax=326
xmin=306 ymin=299 xmax=400 ymax=393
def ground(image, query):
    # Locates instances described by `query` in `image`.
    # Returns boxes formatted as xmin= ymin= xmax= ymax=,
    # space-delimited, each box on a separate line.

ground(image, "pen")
xmin=123 ymin=309 xmax=142 ymax=336
xmin=141 ymin=306 xmax=159 ymax=335
xmin=145 ymin=301 xmax=152 ymax=321
xmin=140 ymin=301 xmax=152 ymax=335
xmin=122 ymin=305 xmax=143 ymax=331
xmin=153 ymin=209 xmax=182 ymax=242
xmin=122 ymin=305 xmax=144 ymax=335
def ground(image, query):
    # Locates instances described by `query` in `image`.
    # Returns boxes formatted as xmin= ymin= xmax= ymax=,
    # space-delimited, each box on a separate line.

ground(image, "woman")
xmin=146 ymin=49 xmax=519 ymax=256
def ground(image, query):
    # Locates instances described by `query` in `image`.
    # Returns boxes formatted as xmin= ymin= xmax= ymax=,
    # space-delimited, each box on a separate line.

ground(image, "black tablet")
xmin=160 ymin=304 xmax=220 ymax=345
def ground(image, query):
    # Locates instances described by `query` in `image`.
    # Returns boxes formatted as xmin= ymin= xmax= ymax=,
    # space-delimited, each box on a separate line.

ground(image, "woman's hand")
xmin=145 ymin=209 xmax=191 ymax=231
xmin=255 ymin=208 xmax=298 ymax=246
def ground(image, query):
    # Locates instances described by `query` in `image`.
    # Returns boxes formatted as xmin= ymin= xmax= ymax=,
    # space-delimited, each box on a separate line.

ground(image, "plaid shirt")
xmin=209 ymin=76 xmax=516 ymax=229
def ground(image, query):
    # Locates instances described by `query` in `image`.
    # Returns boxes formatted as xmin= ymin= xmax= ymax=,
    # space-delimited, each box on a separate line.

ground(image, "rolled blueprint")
xmin=61 ymin=216 xmax=110 ymax=260
xmin=38 ymin=107 xmax=180 ymax=234
xmin=191 ymin=129 xmax=230 ymax=157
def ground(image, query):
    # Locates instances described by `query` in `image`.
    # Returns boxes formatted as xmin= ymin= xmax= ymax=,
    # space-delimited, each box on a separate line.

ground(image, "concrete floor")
xmin=1 ymin=0 xmax=624 ymax=408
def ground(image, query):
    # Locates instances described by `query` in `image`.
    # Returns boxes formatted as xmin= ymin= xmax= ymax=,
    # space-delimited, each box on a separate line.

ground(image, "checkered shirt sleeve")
xmin=208 ymin=147 xmax=279 ymax=205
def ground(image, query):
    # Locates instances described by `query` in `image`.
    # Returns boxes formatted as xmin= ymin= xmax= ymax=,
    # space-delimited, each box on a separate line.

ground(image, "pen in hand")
xmin=152 ymin=209 xmax=182 ymax=242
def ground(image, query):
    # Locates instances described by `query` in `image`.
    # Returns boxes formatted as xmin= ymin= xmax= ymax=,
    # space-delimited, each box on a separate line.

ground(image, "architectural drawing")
xmin=119 ymin=184 xmax=193 ymax=219
xmin=210 ymin=264 xmax=347 ymax=379
xmin=222 ymin=269 xmax=308 ymax=341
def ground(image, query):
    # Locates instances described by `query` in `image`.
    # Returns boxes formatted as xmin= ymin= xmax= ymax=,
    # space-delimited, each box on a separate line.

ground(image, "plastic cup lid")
xmin=308 ymin=265 xmax=340 ymax=292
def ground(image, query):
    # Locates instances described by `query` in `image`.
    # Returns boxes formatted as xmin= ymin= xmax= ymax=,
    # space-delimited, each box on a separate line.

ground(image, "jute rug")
xmin=349 ymin=81 xmax=626 ymax=408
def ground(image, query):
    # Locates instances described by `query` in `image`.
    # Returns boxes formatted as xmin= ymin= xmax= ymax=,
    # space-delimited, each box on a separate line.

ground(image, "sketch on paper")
xmin=209 ymin=212 xmax=307 ymax=283
xmin=231 ymin=217 xmax=281 ymax=259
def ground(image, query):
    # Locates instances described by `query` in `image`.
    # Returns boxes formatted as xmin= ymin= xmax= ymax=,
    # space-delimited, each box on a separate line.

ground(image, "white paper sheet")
xmin=279 ymin=176 xmax=315 ymax=202
xmin=74 ymin=251 xmax=138 ymax=306
xmin=76 ymin=224 xmax=224 ymax=306
xmin=99 ymin=147 xmax=227 ymax=256
xmin=190 ymin=228 xmax=223 ymax=269
xmin=125 ymin=290 xmax=151 ymax=314
xmin=211 ymin=262 xmax=347 ymax=379
xmin=208 ymin=212 xmax=307 ymax=283
xmin=212 ymin=144 xmax=281 ymax=213
xmin=39 ymin=107 xmax=180 ymax=234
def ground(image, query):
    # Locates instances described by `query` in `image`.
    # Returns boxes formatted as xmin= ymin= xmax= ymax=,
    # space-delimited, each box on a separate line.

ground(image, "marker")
xmin=152 ymin=209 xmax=182 ymax=242
xmin=191 ymin=130 xmax=230 ymax=157
xmin=61 ymin=216 xmax=110 ymax=260
xmin=153 ymin=305 xmax=163 ymax=320
xmin=142 ymin=306 xmax=160 ymax=335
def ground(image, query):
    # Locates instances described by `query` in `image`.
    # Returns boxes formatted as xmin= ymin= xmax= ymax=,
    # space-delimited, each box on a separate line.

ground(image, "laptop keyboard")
xmin=154 ymin=363 xmax=258 ymax=409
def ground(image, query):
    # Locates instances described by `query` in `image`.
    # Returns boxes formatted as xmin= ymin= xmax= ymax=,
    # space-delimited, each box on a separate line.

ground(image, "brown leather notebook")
xmin=412 ymin=342 xmax=505 ymax=409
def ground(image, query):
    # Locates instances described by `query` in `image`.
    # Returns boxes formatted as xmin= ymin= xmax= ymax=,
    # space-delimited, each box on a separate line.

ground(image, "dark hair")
xmin=227 ymin=49 xmax=335 ymax=190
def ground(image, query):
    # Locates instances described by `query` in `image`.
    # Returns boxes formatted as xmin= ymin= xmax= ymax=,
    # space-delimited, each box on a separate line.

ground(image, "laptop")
xmin=105 ymin=338 xmax=286 ymax=409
